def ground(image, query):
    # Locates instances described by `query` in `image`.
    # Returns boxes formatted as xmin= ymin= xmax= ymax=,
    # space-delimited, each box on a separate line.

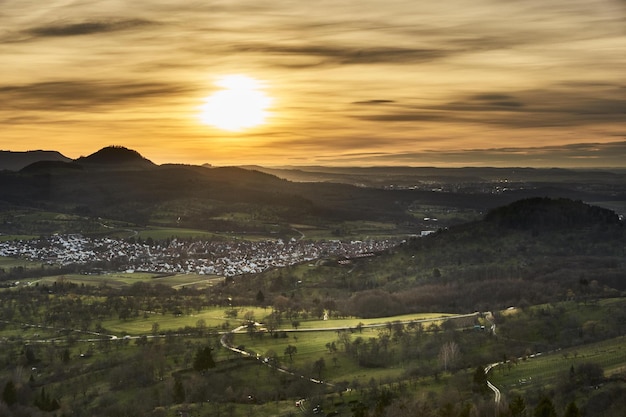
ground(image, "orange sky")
xmin=1 ymin=1 xmax=625 ymax=167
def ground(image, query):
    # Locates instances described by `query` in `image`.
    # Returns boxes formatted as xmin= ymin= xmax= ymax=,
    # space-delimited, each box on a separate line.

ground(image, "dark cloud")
xmin=25 ymin=19 xmax=154 ymax=37
xmin=352 ymin=86 xmax=626 ymax=128
xmin=313 ymin=141 xmax=626 ymax=168
xmin=233 ymin=43 xmax=450 ymax=66
xmin=353 ymin=112 xmax=448 ymax=122
xmin=0 ymin=80 xmax=189 ymax=111
xmin=352 ymin=100 xmax=396 ymax=105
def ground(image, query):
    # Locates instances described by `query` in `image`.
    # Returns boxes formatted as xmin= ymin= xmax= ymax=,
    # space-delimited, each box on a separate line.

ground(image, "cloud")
xmin=25 ymin=19 xmax=155 ymax=38
xmin=352 ymin=100 xmax=396 ymax=105
xmin=310 ymin=141 xmax=626 ymax=168
xmin=232 ymin=43 xmax=450 ymax=66
xmin=352 ymin=85 xmax=626 ymax=128
xmin=0 ymin=80 xmax=189 ymax=111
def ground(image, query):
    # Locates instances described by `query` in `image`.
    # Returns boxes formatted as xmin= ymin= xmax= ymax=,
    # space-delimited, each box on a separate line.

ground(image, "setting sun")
xmin=199 ymin=75 xmax=272 ymax=132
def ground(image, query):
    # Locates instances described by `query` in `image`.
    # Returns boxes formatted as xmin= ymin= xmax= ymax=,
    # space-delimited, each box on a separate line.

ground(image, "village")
xmin=0 ymin=234 xmax=401 ymax=277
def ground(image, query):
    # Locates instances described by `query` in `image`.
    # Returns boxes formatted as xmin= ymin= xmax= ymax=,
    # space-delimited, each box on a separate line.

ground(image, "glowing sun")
xmin=200 ymin=75 xmax=273 ymax=131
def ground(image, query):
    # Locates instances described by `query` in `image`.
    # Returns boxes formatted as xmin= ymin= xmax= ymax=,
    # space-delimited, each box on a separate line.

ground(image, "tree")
xmin=438 ymin=341 xmax=460 ymax=371
xmin=35 ymin=386 xmax=60 ymax=412
xmin=243 ymin=310 xmax=255 ymax=324
xmin=508 ymin=394 xmax=526 ymax=417
xmin=472 ymin=366 xmax=489 ymax=395
xmin=193 ymin=346 xmax=215 ymax=372
xmin=255 ymin=290 xmax=265 ymax=305
xmin=563 ymin=402 xmax=581 ymax=417
xmin=2 ymin=380 xmax=16 ymax=406
xmin=313 ymin=357 xmax=326 ymax=379
xmin=533 ymin=397 xmax=557 ymax=417
xmin=284 ymin=345 xmax=297 ymax=362
xmin=196 ymin=318 xmax=206 ymax=334
xmin=173 ymin=378 xmax=185 ymax=404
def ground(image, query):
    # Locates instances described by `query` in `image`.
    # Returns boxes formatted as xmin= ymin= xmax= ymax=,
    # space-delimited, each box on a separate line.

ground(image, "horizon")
xmin=3 ymin=144 xmax=626 ymax=170
xmin=2 ymin=1 xmax=625 ymax=167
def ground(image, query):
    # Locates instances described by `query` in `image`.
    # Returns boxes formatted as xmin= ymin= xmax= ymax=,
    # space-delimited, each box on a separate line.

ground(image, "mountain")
xmin=484 ymin=197 xmax=622 ymax=230
xmin=1 ymin=146 xmax=625 ymax=238
xmin=74 ymin=146 xmax=156 ymax=170
xmin=238 ymin=197 xmax=625 ymax=317
xmin=0 ymin=150 xmax=72 ymax=171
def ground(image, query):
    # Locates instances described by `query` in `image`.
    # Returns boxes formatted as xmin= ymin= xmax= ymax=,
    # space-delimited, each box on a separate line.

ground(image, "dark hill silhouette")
xmin=20 ymin=160 xmax=84 ymax=174
xmin=0 ymin=146 xmax=624 ymax=236
xmin=321 ymin=197 xmax=626 ymax=316
xmin=75 ymin=146 xmax=155 ymax=169
xmin=484 ymin=197 xmax=621 ymax=230
xmin=0 ymin=150 xmax=71 ymax=171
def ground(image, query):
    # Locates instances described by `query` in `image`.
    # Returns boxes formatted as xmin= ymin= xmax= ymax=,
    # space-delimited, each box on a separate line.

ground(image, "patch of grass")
xmin=0 ymin=256 xmax=44 ymax=269
xmin=134 ymin=227 xmax=220 ymax=240
xmin=32 ymin=272 xmax=159 ymax=289
xmin=491 ymin=335 xmax=626 ymax=392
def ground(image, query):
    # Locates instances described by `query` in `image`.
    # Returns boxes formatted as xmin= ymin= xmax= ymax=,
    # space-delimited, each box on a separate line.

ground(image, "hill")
xmin=0 ymin=146 xmax=625 ymax=238
xmin=230 ymin=197 xmax=625 ymax=317
xmin=0 ymin=150 xmax=71 ymax=171
xmin=74 ymin=145 xmax=156 ymax=170
xmin=0 ymin=147 xmax=511 ymax=235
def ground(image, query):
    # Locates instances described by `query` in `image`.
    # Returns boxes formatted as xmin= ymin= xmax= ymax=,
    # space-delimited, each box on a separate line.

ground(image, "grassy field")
xmin=0 ymin=256 xmax=45 ymax=269
xmin=29 ymin=272 xmax=224 ymax=290
xmin=230 ymin=328 xmax=410 ymax=387
xmin=491 ymin=335 xmax=626 ymax=392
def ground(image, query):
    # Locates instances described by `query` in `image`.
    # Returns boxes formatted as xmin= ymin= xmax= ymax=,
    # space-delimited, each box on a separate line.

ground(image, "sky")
xmin=1 ymin=0 xmax=625 ymax=168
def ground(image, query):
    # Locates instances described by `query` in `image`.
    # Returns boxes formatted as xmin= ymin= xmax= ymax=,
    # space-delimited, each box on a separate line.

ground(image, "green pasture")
xmin=150 ymin=273 xmax=224 ymax=289
xmin=134 ymin=227 xmax=220 ymax=240
xmin=0 ymin=234 xmax=39 ymax=242
xmin=89 ymin=305 xmax=456 ymax=339
xmin=0 ymin=256 xmax=44 ymax=269
xmin=98 ymin=306 xmax=271 ymax=335
xmin=29 ymin=272 xmax=224 ymax=290
xmin=263 ymin=312 xmax=456 ymax=331
xmin=491 ymin=335 xmax=626 ymax=392
xmin=230 ymin=329 xmax=408 ymax=386
xmin=32 ymin=272 xmax=161 ymax=288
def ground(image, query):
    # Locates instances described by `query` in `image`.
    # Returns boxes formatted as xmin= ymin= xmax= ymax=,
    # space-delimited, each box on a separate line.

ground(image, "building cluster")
xmin=0 ymin=234 xmax=401 ymax=276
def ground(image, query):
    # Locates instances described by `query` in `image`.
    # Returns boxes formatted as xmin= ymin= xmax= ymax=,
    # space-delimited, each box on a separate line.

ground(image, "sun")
xmin=199 ymin=75 xmax=273 ymax=131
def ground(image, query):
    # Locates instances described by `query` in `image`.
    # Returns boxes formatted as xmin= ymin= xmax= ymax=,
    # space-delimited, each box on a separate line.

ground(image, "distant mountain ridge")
xmin=0 ymin=146 xmax=624 ymax=235
xmin=0 ymin=150 xmax=72 ymax=171
xmin=75 ymin=146 xmax=155 ymax=168
xmin=0 ymin=146 xmax=155 ymax=172
xmin=484 ymin=197 xmax=622 ymax=230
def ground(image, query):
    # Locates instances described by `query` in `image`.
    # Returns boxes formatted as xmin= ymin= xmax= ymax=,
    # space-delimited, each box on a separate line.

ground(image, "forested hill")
xmin=280 ymin=198 xmax=626 ymax=317
xmin=484 ymin=197 xmax=622 ymax=230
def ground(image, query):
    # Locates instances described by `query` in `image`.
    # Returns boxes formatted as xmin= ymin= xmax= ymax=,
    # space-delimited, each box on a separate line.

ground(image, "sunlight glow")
xmin=199 ymin=75 xmax=273 ymax=131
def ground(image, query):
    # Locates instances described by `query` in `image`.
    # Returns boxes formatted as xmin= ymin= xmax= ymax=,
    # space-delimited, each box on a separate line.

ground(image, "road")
xmin=483 ymin=317 xmax=502 ymax=416
xmin=220 ymin=312 xmax=481 ymax=388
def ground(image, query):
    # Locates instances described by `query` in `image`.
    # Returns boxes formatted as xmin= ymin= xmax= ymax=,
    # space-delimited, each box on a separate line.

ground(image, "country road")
xmin=220 ymin=312 xmax=481 ymax=388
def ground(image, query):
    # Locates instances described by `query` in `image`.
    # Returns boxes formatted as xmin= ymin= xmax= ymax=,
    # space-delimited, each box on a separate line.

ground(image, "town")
xmin=0 ymin=234 xmax=401 ymax=277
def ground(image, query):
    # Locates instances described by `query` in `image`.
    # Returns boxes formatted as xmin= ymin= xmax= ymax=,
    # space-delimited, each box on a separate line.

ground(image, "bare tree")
xmin=438 ymin=341 xmax=460 ymax=371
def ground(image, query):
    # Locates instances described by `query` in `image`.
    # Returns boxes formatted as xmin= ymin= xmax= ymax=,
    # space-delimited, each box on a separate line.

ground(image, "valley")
xmin=0 ymin=148 xmax=625 ymax=416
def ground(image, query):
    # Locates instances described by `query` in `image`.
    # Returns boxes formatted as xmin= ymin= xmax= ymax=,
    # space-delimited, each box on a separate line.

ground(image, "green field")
xmin=29 ymin=272 xmax=224 ymax=290
xmin=0 ymin=256 xmax=45 ymax=269
xmin=491 ymin=336 xmax=626 ymax=392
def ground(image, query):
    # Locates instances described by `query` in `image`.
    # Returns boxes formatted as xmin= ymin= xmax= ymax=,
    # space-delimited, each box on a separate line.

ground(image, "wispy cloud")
xmin=232 ymin=43 xmax=451 ymax=66
xmin=352 ymin=85 xmax=626 ymax=128
xmin=308 ymin=141 xmax=626 ymax=168
xmin=25 ymin=19 xmax=155 ymax=38
xmin=0 ymin=80 xmax=189 ymax=111
xmin=0 ymin=0 xmax=624 ymax=167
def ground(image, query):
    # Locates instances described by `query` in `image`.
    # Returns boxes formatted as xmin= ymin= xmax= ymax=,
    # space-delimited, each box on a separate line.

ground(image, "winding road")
xmin=220 ymin=313 xmax=481 ymax=389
